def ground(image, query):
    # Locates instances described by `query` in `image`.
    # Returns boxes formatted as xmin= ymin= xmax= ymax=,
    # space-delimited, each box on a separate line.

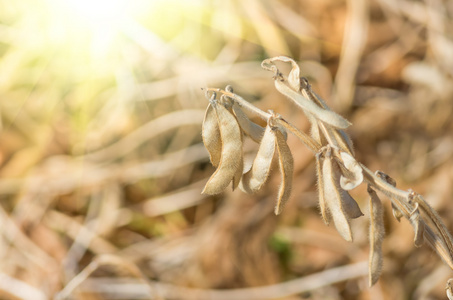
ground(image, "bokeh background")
xmin=0 ymin=0 xmax=453 ymax=299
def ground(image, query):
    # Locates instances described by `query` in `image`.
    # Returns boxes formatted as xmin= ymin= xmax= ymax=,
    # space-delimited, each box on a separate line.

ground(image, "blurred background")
xmin=0 ymin=0 xmax=452 ymax=299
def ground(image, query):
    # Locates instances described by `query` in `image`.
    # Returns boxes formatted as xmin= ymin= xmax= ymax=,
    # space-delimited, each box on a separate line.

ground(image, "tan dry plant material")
xmin=202 ymin=100 xmax=243 ymax=195
xmin=339 ymin=188 xmax=363 ymax=220
xmin=262 ymin=57 xmax=351 ymax=129
xmin=232 ymin=143 xmax=244 ymax=191
xmin=321 ymin=147 xmax=353 ymax=241
xmin=300 ymin=81 xmax=355 ymax=155
xmin=367 ymin=185 xmax=385 ymax=287
xmin=331 ymin=127 xmax=355 ymax=156
xmin=338 ymin=150 xmax=363 ymax=190
xmin=315 ymin=152 xmax=330 ymax=225
xmin=375 ymin=171 xmax=403 ymax=222
xmin=409 ymin=192 xmax=453 ymax=266
xmin=202 ymin=98 xmax=222 ymax=167
xmin=447 ymin=279 xmax=453 ymax=300
xmin=272 ymin=78 xmax=351 ymax=129
xmin=329 ymin=149 xmax=363 ymax=221
xmin=274 ymin=126 xmax=294 ymax=215
xmin=408 ymin=202 xmax=425 ymax=248
xmin=240 ymin=125 xmax=276 ymax=193
xmin=232 ymin=102 xmax=265 ymax=143
xmin=276 ymin=117 xmax=321 ymax=153
xmin=226 ymin=84 xmax=265 ymax=144
xmin=201 ymin=56 xmax=453 ymax=290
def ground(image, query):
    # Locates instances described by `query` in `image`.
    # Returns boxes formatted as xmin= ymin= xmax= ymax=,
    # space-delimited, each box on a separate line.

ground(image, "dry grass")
xmin=0 ymin=0 xmax=453 ymax=299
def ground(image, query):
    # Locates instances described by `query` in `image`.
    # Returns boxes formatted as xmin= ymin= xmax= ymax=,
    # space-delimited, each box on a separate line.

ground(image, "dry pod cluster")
xmin=201 ymin=88 xmax=294 ymax=215
xmin=201 ymin=56 xmax=453 ymax=291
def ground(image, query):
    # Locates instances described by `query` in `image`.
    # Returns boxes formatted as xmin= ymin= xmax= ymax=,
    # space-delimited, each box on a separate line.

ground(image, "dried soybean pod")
xmin=340 ymin=188 xmax=364 ymax=219
xmin=274 ymin=128 xmax=294 ymax=215
xmin=232 ymin=137 xmax=244 ymax=191
xmin=302 ymin=83 xmax=355 ymax=155
xmin=309 ymin=117 xmax=322 ymax=145
xmin=338 ymin=151 xmax=363 ymax=190
xmin=240 ymin=125 xmax=276 ymax=193
xmin=225 ymin=85 xmax=264 ymax=143
xmin=232 ymin=103 xmax=265 ymax=143
xmin=368 ymin=186 xmax=385 ymax=286
xmin=316 ymin=151 xmax=330 ymax=225
xmin=322 ymin=147 xmax=353 ymax=241
xmin=202 ymin=102 xmax=243 ymax=195
xmin=329 ymin=149 xmax=363 ymax=218
xmin=202 ymin=100 xmax=222 ymax=167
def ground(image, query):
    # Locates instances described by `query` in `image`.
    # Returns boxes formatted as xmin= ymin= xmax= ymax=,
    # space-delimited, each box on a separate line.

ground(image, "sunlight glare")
xmin=63 ymin=0 xmax=129 ymax=29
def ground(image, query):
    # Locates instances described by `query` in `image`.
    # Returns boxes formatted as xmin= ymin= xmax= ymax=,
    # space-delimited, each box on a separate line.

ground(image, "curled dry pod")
xmin=322 ymin=147 xmax=353 ymax=241
xmin=338 ymin=151 xmax=363 ymax=190
xmin=315 ymin=151 xmax=330 ymax=225
xmin=240 ymin=125 xmax=276 ymax=193
xmin=202 ymin=101 xmax=243 ymax=195
xmin=274 ymin=127 xmax=294 ymax=215
xmin=368 ymin=186 xmax=385 ymax=287
xmin=202 ymin=100 xmax=222 ymax=167
xmin=232 ymin=103 xmax=265 ymax=143
xmin=268 ymin=56 xmax=301 ymax=91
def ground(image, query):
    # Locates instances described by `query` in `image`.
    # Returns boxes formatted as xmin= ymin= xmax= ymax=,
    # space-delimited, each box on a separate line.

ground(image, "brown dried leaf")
xmin=368 ymin=186 xmax=385 ymax=287
xmin=240 ymin=125 xmax=276 ymax=193
xmin=202 ymin=101 xmax=222 ymax=167
xmin=274 ymin=128 xmax=293 ymax=215
xmin=322 ymin=147 xmax=353 ymax=241
xmin=202 ymin=102 xmax=243 ymax=195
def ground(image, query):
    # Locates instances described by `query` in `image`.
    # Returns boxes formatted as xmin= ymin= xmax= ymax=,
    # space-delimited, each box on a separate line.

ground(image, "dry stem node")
xmin=201 ymin=56 xmax=453 ymax=289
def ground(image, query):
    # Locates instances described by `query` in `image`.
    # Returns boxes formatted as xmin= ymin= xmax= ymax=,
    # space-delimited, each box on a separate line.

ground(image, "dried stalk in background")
xmin=201 ymin=56 xmax=453 ymax=292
